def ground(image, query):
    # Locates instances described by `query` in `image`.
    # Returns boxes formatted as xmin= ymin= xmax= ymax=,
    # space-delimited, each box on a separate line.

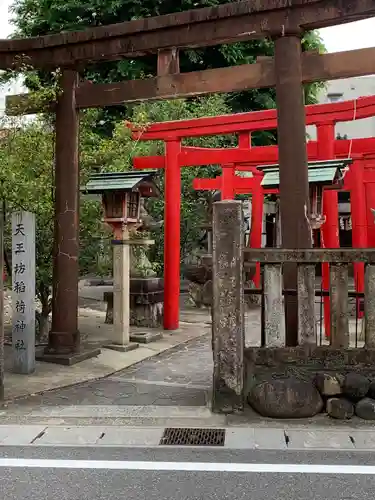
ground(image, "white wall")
xmin=0 ymin=78 xmax=26 ymax=118
xmin=307 ymin=76 xmax=375 ymax=141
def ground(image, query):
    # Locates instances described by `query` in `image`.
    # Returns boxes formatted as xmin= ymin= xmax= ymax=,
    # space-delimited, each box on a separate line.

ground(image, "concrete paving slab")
xmin=3 ymin=424 xmax=375 ymax=449
xmin=0 ymin=425 xmax=46 ymax=445
xmin=3 ymin=308 xmax=210 ymax=402
xmin=24 ymin=405 xmax=215 ymax=419
xmin=35 ymin=426 xmax=106 ymax=445
xmin=253 ymin=428 xmax=287 ymax=449
xmin=350 ymin=431 xmax=375 ymax=450
xmin=224 ymin=428 xmax=256 ymax=449
xmin=287 ymin=430 xmax=355 ymax=450
xmin=100 ymin=427 xmax=164 ymax=446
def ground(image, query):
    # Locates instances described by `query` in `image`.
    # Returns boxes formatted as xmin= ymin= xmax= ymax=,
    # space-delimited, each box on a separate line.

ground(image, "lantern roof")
xmin=260 ymin=159 xmax=352 ymax=188
xmin=80 ymin=170 xmax=159 ymax=197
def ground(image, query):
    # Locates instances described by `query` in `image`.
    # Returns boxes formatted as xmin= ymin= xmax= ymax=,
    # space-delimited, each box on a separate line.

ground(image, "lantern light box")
xmin=260 ymin=159 xmax=352 ymax=217
xmin=81 ymin=171 xmax=159 ymax=226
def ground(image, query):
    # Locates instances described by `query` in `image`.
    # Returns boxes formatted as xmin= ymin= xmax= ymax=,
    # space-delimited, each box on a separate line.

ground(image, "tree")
xmin=0 ymin=111 xmax=115 ymax=339
xmin=79 ymin=95 xmax=235 ymax=271
xmin=1 ymin=1 xmax=327 ymax=326
xmin=0 ymin=117 xmax=56 ymax=339
xmin=0 ymin=94 xmax=231 ymax=337
xmin=9 ymin=0 xmax=326 ymax=137
xmin=128 ymin=95 xmax=235 ymax=270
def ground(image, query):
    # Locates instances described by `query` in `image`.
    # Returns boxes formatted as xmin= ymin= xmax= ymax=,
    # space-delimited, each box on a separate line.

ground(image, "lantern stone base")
xmin=105 ymin=342 xmax=139 ymax=352
xmin=130 ymin=331 xmax=163 ymax=344
xmin=104 ymin=277 xmax=164 ymax=329
xmin=36 ymin=345 xmax=101 ymax=366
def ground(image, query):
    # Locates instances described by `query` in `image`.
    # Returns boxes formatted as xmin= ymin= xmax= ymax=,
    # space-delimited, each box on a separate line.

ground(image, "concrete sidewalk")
xmin=3 ymin=305 xmax=211 ymax=402
xmin=0 ymin=423 xmax=375 ymax=450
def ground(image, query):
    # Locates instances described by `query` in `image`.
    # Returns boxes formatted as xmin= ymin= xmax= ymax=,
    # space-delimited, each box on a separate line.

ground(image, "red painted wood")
xmin=317 ymin=123 xmax=338 ymax=339
xmin=349 ymin=161 xmax=368 ymax=302
xmin=221 ymin=165 xmax=235 ymax=200
xmin=130 ymin=96 xmax=375 ymax=140
xmin=130 ymin=94 xmax=375 ymax=333
xmin=133 ymin=138 xmax=375 ymax=170
xmin=164 ymin=139 xmax=181 ymax=331
xmin=249 ymin=173 xmax=263 ymax=287
xmin=365 ymin=180 xmax=375 ymax=247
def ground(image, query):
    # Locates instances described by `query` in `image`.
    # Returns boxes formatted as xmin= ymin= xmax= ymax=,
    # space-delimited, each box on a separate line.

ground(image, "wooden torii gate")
xmin=4 ymin=1 xmax=375 ymax=355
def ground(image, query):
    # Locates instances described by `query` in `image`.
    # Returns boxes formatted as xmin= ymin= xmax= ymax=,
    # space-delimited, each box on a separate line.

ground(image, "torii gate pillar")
xmin=274 ymin=34 xmax=312 ymax=346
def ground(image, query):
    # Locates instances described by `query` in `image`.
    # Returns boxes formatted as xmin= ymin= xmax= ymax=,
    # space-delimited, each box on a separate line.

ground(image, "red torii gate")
xmin=192 ymin=154 xmax=372 ymax=336
xmin=130 ymin=96 xmax=375 ymax=332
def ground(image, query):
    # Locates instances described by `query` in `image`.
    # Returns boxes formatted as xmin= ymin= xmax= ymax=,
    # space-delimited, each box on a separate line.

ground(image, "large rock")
xmin=315 ymin=373 xmax=343 ymax=397
xmin=355 ymin=398 xmax=375 ymax=420
xmin=248 ymin=377 xmax=323 ymax=418
xmin=367 ymin=381 xmax=375 ymax=400
xmin=343 ymin=373 xmax=370 ymax=401
xmin=326 ymin=398 xmax=354 ymax=420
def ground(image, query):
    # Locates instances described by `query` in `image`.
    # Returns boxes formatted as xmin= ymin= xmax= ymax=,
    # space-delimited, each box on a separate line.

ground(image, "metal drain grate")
xmin=160 ymin=428 xmax=226 ymax=446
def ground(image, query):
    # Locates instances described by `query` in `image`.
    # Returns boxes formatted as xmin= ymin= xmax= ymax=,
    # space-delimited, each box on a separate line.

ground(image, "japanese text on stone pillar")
xmin=12 ymin=211 xmax=35 ymax=374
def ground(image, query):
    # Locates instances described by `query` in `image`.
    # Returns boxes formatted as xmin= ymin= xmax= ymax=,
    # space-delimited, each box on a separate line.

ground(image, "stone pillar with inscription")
xmin=212 ymin=200 xmax=245 ymax=413
xmin=12 ymin=211 xmax=36 ymax=374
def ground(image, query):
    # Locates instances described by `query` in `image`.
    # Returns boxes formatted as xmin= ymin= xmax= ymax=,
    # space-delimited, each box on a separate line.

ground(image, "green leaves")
xmin=0 ymin=117 xmax=55 ymax=307
xmin=0 ymin=94 xmax=233 ymax=303
xmin=10 ymin=0 xmax=326 ymax=121
xmin=4 ymin=0 xmax=327 ymax=293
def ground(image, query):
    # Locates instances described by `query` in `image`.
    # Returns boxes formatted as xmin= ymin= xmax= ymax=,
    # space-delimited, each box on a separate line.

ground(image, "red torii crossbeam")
xmin=133 ymin=138 xmax=375 ymax=170
xmin=131 ymin=95 xmax=375 ymax=140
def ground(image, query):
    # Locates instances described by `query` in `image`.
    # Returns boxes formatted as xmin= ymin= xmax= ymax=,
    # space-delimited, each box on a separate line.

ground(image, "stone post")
xmin=0 ymin=210 xmax=4 ymax=399
xmin=330 ymin=264 xmax=349 ymax=348
xmin=107 ymin=226 xmax=138 ymax=352
xmin=11 ymin=211 xmax=35 ymax=374
xmin=365 ymin=264 xmax=375 ymax=347
xmin=263 ymin=264 xmax=285 ymax=346
xmin=212 ymin=200 xmax=245 ymax=413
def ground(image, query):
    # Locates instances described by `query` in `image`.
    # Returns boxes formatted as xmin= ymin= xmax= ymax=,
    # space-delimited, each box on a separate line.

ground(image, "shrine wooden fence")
xmin=211 ymin=200 xmax=375 ymax=413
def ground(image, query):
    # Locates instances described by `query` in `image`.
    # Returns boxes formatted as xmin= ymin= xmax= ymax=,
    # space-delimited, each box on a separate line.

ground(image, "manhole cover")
xmin=160 ymin=428 xmax=225 ymax=446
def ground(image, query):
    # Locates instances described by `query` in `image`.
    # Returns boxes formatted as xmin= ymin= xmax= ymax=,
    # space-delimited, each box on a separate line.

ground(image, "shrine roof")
xmin=80 ymin=170 xmax=159 ymax=194
xmin=260 ymin=159 xmax=352 ymax=188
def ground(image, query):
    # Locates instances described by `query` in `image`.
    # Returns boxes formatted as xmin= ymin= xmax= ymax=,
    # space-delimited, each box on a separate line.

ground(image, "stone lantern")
xmin=81 ymin=171 xmax=159 ymax=351
xmin=260 ymin=159 xmax=350 ymax=246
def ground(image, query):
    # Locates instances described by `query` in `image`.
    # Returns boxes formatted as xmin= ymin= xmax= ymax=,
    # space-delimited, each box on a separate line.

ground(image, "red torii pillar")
xmin=317 ymin=123 xmax=339 ymax=338
xmin=238 ymin=132 xmax=263 ymax=287
xmin=248 ymin=172 xmax=264 ymax=287
xmin=364 ymin=160 xmax=375 ymax=247
xmin=221 ymin=164 xmax=236 ymax=200
xmin=347 ymin=157 xmax=368 ymax=308
xmin=164 ymin=139 xmax=182 ymax=330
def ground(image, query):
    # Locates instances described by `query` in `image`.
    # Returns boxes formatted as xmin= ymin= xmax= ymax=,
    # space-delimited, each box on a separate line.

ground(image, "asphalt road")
xmin=1 ymin=446 xmax=375 ymax=500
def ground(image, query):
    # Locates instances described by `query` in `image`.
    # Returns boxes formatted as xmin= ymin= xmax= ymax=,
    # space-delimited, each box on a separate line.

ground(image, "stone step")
xmin=0 ymin=405 xmax=225 ymax=428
